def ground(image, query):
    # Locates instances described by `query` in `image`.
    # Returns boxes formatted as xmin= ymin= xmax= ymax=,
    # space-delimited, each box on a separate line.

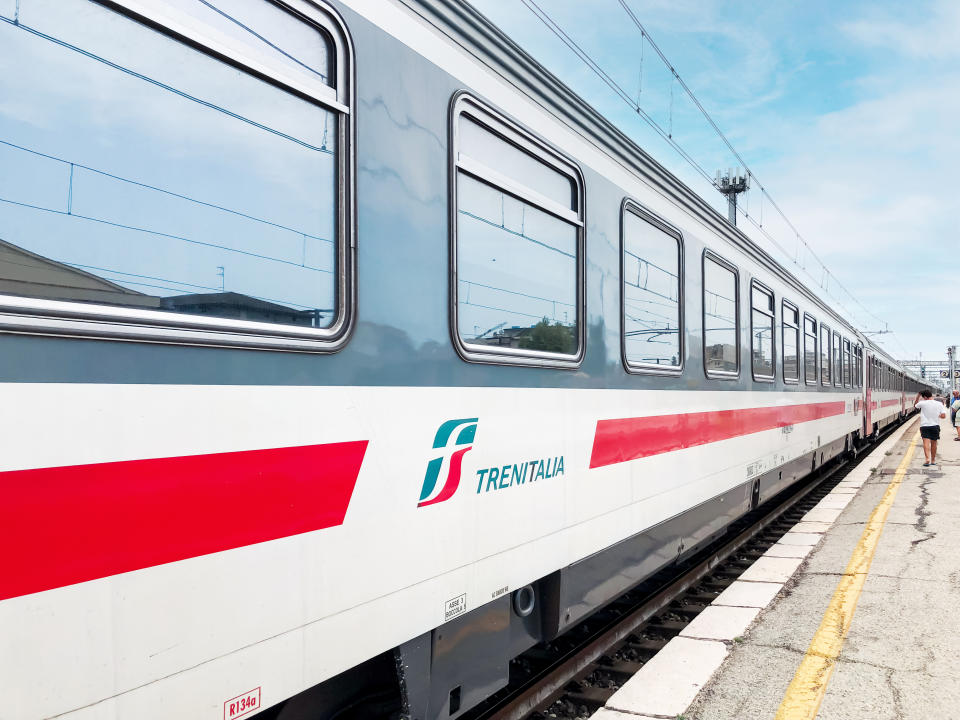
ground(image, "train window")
xmin=702 ymin=251 xmax=739 ymax=378
xmin=782 ymin=301 xmax=799 ymax=384
xmin=859 ymin=346 xmax=864 ymax=387
xmin=621 ymin=203 xmax=683 ymax=374
xmin=451 ymin=95 xmax=584 ymax=367
xmin=820 ymin=324 xmax=832 ymax=385
xmin=832 ymin=332 xmax=842 ymax=387
xmin=750 ymin=281 xmax=775 ymax=381
xmin=851 ymin=345 xmax=857 ymax=387
xmin=843 ymin=339 xmax=851 ymax=387
xmin=0 ymin=0 xmax=354 ymax=351
xmin=804 ymin=314 xmax=818 ymax=384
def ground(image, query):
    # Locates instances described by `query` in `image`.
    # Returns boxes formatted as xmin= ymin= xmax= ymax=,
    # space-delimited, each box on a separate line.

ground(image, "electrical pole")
xmin=949 ymin=345 xmax=956 ymax=396
xmin=716 ymin=169 xmax=749 ymax=226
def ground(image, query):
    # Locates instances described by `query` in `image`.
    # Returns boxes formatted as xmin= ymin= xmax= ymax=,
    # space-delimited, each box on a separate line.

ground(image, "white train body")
xmin=0 ymin=1 xmax=929 ymax=719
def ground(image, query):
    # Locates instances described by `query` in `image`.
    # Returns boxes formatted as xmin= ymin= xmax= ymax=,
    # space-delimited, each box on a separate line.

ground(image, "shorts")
xmin=920 ymin=425 xmax=941 ymax=440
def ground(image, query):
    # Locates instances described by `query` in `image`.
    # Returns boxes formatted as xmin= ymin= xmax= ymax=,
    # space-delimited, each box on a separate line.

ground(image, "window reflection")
xmin=623 ymin=211 xmax=681 ymax=369
xmin=783 ymin=303 xmax=799 ymax=382
xmin=458 ymin=116 xmax=573 ymax=209
xmin=457 ymin=175 xmax=577 ymax=354
xmin=750 ymin=286 xmax=774 ymax=378
xmin=833 ymin=333 xmax=842 ymax=387
xmin=843 ymin=339 xmax=851 ymax=386
xmin=804 ymin=316 xmax=817 ymax=384
xmin=751 ymin=285 xmax=774 ymax=379
xmin=703 ymin=256 xmax=738 ymax=375
xmin=0 ymin=0 xmax=337 ymax=329
xmin=820 ymin=326 xmax=832 ymax=384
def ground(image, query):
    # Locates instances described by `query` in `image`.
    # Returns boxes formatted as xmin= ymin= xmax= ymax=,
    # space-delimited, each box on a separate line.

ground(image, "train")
xmin=0 ymin=1 xmax=935 ymax=719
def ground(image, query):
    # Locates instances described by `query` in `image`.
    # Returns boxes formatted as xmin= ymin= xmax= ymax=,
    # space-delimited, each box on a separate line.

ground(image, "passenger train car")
xmin=0 ymin=1 xmax=934 ymax=719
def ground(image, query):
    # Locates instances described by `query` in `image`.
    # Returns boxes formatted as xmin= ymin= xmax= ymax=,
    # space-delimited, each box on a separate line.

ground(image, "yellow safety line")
xmin=774 ymin=431 xmax=920 ymax=720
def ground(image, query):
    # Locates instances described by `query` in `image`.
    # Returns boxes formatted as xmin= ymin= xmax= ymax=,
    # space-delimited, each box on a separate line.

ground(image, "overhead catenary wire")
xmin=0 ymin=139 xmax=333 ymax=243
xmin=616 ymin=0 xmax=902 ymax=348
xmin=519 ymin=0 xmax=904 ymax=354
xmin=1 ymin=15 xmax=331 ymax=154
xmin=518 ymin=0 xmax=718 ymax=189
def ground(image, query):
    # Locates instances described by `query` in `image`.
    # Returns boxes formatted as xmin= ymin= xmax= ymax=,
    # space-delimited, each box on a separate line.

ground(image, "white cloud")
xmin=841 ymin=0 xmax=960 ymax=60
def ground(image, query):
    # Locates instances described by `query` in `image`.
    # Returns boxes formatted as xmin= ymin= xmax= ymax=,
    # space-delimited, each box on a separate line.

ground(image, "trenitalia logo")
xmin=417 ymin=418 xmax=478 ymax=508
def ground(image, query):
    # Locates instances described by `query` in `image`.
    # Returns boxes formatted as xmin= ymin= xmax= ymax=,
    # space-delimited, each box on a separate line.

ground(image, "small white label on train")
xmin=445 ymin=594 xmax=466 ymax=621
xmin=224 ymin=687 xmax=261 ymax=720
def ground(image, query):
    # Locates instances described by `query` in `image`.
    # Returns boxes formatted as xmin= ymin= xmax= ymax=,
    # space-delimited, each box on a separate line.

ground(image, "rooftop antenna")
xmin=716 ymin=168 xmax=749 ymax=226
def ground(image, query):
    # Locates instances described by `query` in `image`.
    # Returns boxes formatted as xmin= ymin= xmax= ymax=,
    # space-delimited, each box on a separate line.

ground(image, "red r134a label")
xmin=224 ymin=688 xmax=261 ymax=720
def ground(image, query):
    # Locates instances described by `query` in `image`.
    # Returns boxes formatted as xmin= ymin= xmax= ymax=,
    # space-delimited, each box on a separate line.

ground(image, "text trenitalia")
xmin=475 ymin=456 xmax=565 ymax=493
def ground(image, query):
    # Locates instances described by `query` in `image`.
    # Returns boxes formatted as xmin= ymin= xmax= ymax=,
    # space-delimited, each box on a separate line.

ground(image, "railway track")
xmin=462 ymin=426 xmax=901 ymax=720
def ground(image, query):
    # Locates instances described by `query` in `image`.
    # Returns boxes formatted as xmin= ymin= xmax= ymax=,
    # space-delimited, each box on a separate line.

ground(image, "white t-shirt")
xmin=916 ymin=399 xmax=944 ymax=427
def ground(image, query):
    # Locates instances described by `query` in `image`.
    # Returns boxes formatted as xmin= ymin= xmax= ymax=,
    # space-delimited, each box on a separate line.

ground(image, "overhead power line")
xmin=516 ymin=0 xmax=905 ymax=353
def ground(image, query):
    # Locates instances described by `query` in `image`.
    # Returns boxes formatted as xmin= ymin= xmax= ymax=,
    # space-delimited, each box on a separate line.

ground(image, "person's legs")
xmin=931 ymin=439 xmax=938 ymax=464
xmin=922 ymin=437 xmax=932 ymax=463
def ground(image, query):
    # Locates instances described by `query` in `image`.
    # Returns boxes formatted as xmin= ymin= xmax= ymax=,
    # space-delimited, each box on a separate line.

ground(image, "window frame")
xmin=842 ymin=338 xmax=851 ymax=388
xmin=701 ymin=249 xmax=741 ymax=380
xmin=620 ymin=200 xmax=684 ymax=376
xmin=820 ymin=323 xmax=832 ymax=386
xmin=449 ymin=92 xmax=586 ymax=368
xmin=0 ymin=0 xmax=356 ymax=352
xmin=749 ymin=279 xmax=776 ymax=383
xmin=782 ymin=299 xmax=800 ymax=385
xmin=854 ymin=344 xmax=861 ymax=388
xmin=832 ymin=331 xmax=843 ymax=387
xmin=803 ymin=313 xmax=818 ymax=385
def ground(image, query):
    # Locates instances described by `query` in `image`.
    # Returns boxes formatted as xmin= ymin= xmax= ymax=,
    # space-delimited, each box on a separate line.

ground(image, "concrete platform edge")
xmin=594 ymin=417 xmax=920 ymax=719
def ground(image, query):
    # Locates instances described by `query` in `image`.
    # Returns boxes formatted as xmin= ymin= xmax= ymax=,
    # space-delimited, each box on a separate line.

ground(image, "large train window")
xmin=832 ymin=332 xmax=842 ymax=387
xmin=621 ymin=202 xmax=683 ymax=374
xmin=804 ymin=314 xmax=818 ymax=384
xmin=450 ymin=94 xmax=584 ymax=367
xmin=854 ymin=344 xmax=862 ymax=387
xmin=750 ymin=281 xmax=775 ymax=381
xmin=782 ymin=300 xmax=799 ymax=384
xmin=820 ymin=324 xmax=832 ymax=385
xmin=842 ymin=339 xmax=852 ymax=387
xmin=702 ymin=251 xmax=739 ymax=378
xmin=0 ymin=0 xmax=354 ymax=351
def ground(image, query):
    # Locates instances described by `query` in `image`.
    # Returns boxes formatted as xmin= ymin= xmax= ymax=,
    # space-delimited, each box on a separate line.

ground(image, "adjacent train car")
xmin=0 ymin=1 xmax=935 ymax=719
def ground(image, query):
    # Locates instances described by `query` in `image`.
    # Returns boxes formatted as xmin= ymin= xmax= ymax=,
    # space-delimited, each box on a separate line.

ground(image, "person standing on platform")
xmin=950 ymin=389 xmax=960 ymax=427
xmin=915 ymin=389 xmax=946 ymax=466
xmin=952 ymin=392 xmax=960 ymax=441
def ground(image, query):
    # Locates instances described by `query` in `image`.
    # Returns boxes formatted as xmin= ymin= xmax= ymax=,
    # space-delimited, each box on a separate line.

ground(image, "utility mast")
xmin=949 ymin=345 xmax=956 ymax=396
xmin=716 ymin=169 xmax=749 ymax=226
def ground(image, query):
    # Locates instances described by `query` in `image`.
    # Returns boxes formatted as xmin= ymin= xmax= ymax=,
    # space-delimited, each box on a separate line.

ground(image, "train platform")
xmin=593 ymin=413 xmax=960 ymax=720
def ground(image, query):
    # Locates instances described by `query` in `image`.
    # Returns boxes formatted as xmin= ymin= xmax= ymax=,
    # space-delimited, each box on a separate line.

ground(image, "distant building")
xmin=0 ymin=237 xmax=323 ymax=325
xmin=706 ymin=343 xmax=737 ymax=371
xmin=0 ymin=237 xmax=160 ymax=308
xmin=160 ymin=292 xmax=323 ymax=326
xmin=472 ymin=325 xmax=533 ymax=348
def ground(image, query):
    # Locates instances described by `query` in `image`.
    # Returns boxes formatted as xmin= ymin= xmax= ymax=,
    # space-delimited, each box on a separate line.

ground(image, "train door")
xmin=864 ymin=353 xmax=873 ymax=436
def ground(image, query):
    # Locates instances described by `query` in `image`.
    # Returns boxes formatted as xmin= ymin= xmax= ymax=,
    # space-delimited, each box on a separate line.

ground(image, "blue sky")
xmin=471 ymin=0 xmax=959 ymax=367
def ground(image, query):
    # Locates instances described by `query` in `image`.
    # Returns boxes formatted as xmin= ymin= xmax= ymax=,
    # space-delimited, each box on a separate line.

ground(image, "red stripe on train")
xmin=590 ymin=401 xmax=846 ymax=469
xmin=880 ymin=399 xmax=901 ymax=408
xmin=0 ymin=441 xmax=368 ymax=601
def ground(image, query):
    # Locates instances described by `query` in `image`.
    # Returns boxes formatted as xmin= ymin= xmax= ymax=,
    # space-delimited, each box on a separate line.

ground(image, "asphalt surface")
xmin=687 ymin=417 xmax=960 ymax=720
